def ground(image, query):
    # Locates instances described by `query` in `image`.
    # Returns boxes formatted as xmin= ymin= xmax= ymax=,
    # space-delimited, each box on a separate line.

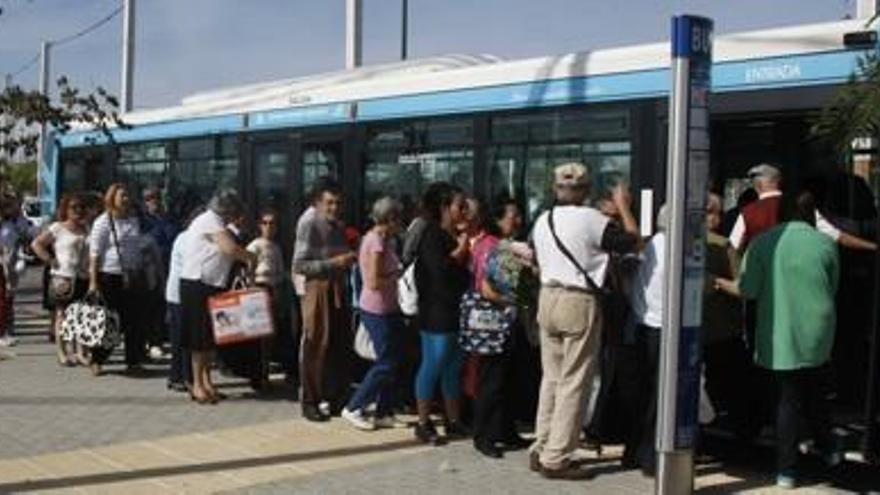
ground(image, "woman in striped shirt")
xmin=88 ymin=183 xmax=148 ymax=376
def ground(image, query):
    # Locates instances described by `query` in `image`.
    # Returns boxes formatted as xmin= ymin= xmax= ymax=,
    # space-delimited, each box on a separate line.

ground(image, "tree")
xmin=812 ymin=52 xmax=880 ymax=154
xmin=4 ymin=160 xmax=37 ymax=194
xmin=0 ymin=77 xmax=126 ymax=196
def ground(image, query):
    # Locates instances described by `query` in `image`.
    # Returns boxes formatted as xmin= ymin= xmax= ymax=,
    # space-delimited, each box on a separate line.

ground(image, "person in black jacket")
xmin=413 ymin=182 xmax=471 ymax=445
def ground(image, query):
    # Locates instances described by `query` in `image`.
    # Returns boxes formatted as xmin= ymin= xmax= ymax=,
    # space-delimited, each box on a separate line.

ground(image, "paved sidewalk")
xmin=0 ymin=418 xmax=427 ymax=494
xmin=0 ymin=270 xmax=302 ymax=460
xmin=2 ymin=269 xmax=878 ymax=494
xmin=227 ymin=442 xmax=879 ymax=495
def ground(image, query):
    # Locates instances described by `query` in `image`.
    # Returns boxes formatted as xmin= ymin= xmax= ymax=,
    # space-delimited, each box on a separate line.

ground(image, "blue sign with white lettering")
xmin=671 ymin=14 xmax=712 ymax=450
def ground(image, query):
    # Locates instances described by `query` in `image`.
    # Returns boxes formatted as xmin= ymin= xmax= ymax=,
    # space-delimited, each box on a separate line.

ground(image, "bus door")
xmin=293 ymin=139 xmax=343 ymax=218
xmin=250 ymin=139 xmax=296 ymax=260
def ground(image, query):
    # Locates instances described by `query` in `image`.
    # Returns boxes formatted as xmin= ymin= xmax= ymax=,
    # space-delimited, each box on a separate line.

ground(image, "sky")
xmin=0 ymin=0 xmax=860 ymax=110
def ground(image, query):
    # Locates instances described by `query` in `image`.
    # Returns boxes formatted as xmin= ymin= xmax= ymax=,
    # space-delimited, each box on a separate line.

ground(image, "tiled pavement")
xmin=0 ymin=270 xmax=303 ymax=461
xmin=2 ymin=269 xmax=879 ymax=494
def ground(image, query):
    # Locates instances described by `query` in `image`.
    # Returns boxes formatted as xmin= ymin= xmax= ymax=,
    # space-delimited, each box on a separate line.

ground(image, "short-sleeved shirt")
xmin=247 ymin=238 xmax=284 ymax=287
xmin=531 ymin=206 xmax=611 ymax=290
xmin=89 ymin=212 xmax=142 ymax=275
xmin=631 ymin=232 xmax=665 ymax=328
xmin=180 ymin=210 xmax=233 ymax=289
xmin=470 ymin=233 xmax=500 ymax=292
xmin=358 ymin=230 xmax=400 ymax=315
xmin=739 ymin=221 xmax=839 ymax=370
xmin=48 ymin=222 xmax=88 ymax=279
xmin=165 ymin=230 xmax=189 ymax=304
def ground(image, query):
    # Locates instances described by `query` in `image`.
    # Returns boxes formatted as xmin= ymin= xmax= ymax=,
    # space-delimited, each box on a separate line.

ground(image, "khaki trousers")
xmin=531 ymin=286 xmax=602 ymax=469
xmin=300 ymin=279 xmax=349 ymax=407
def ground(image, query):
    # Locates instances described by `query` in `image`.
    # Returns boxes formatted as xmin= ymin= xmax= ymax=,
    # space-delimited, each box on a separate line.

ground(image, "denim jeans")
xmin=347 ymin=311 xmax=403 ymax=416
xmin=167 ymin=303 xmax=192 ymax=385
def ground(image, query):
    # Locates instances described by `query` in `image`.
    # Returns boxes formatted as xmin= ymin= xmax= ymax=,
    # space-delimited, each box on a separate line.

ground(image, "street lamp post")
xmin=346 ymin=0 xmax=363 ymax=69
xmin=401 ymin=0 xmax=408 ymax=60
xmin=121 ymin=0 xmax=135 ymax=112
xmin=36 ymin=41 xmax=51 ymax=198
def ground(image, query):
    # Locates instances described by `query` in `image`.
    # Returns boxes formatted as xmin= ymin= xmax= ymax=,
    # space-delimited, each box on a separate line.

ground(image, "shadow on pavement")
xmin=0 ymin=438 xmax=421 ymax=493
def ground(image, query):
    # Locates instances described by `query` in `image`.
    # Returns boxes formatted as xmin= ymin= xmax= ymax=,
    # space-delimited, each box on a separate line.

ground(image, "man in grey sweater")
xmin=292 ymin=178 xmax=356 ymax=421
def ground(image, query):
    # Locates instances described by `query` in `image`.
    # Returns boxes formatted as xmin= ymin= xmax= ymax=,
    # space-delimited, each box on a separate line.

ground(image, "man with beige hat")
xmin=529 ymin=162 xmax=640 ymax=478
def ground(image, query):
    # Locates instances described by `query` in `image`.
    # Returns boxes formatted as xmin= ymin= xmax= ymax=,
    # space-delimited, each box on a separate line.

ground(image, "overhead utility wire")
xmin=51 ymin=5 xmax=122 ymax=47
xmin=4 ymin=3 xmax=122 ymax=80
xmin=10 ymin=52 xmax=39 ymax=78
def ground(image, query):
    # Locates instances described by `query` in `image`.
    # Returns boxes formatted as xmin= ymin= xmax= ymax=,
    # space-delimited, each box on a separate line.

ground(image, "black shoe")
xmin=475 ymin=440 xmax=503 ymax=459
xmin=414 ymin=421 xmax=446 ymax=446
xmin=501 ymin=434 xmax=531 ymax=451
xmin=444 ymin=421 xmax=470 ymax=440
xmin=303 ymin=405 xmax=329 ymax=422
xmin=250 ymin=377 xmax=271 ymax=393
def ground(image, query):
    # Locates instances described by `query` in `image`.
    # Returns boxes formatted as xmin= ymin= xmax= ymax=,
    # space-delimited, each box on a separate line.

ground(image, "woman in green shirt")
xmin=716 ymin=191 xmax=840 ymax=489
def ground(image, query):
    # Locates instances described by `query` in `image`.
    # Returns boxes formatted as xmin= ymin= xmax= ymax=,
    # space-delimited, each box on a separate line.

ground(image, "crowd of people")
xmin=7 ymin=160 xmax=872 ymax=488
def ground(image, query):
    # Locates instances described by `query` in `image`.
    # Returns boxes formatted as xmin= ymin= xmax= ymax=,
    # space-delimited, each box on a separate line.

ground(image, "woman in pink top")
xmin=342 ymin=197 xmax=405 ymax=431
xmin=468 ymin=197 xmax=531 ymax=458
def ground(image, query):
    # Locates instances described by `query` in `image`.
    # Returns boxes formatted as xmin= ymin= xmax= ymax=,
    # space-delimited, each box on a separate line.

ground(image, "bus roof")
xmin=61 ymin=18 xmax=876 ymax=145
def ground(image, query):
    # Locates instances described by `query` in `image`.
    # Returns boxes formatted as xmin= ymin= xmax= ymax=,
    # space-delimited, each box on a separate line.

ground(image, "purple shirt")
xmin=358 ymin=230 xmax=400 ymax=315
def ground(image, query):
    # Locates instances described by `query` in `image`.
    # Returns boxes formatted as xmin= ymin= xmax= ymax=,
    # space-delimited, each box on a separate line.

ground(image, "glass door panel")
xmin=252 ymin=142 xmax=293 ymax=259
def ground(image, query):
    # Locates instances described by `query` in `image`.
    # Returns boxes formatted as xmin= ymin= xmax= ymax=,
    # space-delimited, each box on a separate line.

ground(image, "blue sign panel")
xmin=248 ymin=102 xmax=353 ymax=130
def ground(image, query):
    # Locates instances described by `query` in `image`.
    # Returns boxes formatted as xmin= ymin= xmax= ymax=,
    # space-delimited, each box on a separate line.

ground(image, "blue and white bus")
xmin=45 ymin=18 xmax=878 ymax=227
xmin=43 ymin=17 xmax=880 ymax=460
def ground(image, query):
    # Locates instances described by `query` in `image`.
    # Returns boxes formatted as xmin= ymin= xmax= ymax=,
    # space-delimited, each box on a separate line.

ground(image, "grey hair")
xmin=208 ymin=189 xmax=243 ymax=219
xmin=371 ymin=196 xmax=403 ymax=225
xmin=656 ymin=203 xmax=669 ymax=231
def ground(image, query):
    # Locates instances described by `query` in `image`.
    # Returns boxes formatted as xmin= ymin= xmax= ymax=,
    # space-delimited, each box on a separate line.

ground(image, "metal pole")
xmin=401 ymin=0 xmax=409 ymax=60
xmin=36 ymin=41 xmax=51 ymax=197
xmin=121 ymin=0 xmax=135 ymax=112
xmin=857 ymin=0 xmax=879 ymax=19
xmin=657 ymin=15 xmax=713 ymax=494
xmin=345 ymin=0 xmax=363 ymax=69
xmin=657 ymin=51 xmax=693 ymax=495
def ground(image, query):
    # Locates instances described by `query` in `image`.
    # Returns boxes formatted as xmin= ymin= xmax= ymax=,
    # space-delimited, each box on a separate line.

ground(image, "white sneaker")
xmin=0 ymin=336 xmax=16 ymax=347
xmin=374 ymin=414 xmax=408 ymax=429
xmin=341 ymin=408 xmax=375 ymax=431
xmin=318 ymin=401 xmax=332 ymax=417
xmin=148 ymin=346 xmax=164 ymax=360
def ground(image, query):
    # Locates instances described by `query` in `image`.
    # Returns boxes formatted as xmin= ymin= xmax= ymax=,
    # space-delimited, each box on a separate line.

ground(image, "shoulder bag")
xmin=458 ymin=290 xmax=517 ymax=355
xmin=546 ymin=207 xmax=608 ymax=297
xmin=109 ymin=214 xmax=148 ymax=292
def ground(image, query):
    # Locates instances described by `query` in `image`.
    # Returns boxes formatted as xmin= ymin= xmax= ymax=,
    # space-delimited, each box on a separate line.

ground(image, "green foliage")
xmin=0 ymin=77 xmax=127 ymax=158
xmin=3 ymin=160 xmax=37 ymax=194
xmin=812 ymin=52 xmax=880 ymax=153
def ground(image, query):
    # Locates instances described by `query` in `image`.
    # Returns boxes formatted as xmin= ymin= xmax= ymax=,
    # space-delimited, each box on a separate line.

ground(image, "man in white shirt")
xmin=528 ymin=162 xmax=640 ymax=478
xmin=729 ymin=164 xmax=876 ymax=251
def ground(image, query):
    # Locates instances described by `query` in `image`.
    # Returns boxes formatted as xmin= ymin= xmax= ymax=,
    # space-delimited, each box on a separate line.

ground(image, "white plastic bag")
xmin=354 ymin=321 xmax=377 ymax=361
xmin=397 ymin=262 xmax=418 ymax=316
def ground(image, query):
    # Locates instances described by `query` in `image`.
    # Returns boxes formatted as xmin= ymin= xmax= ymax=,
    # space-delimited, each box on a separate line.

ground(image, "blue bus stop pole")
xmin=656 ymin=15 xmax=713 ymax=495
